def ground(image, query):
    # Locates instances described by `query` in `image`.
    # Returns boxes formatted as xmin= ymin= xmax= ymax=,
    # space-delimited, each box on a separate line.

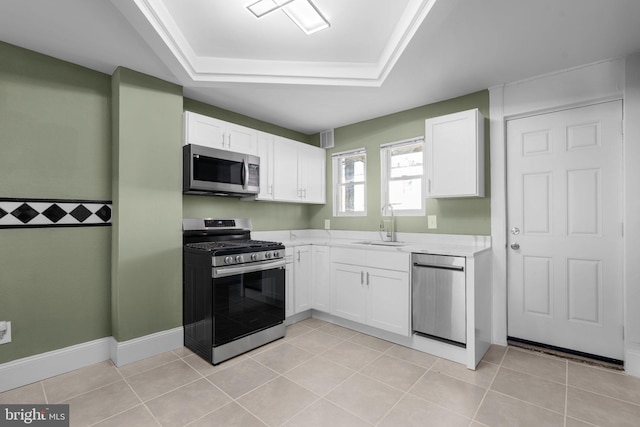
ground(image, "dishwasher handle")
xmin=413 ymin=262 xmax=464 ymax=272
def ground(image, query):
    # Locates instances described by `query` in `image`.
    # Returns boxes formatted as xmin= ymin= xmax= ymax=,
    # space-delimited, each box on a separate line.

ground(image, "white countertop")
xmin=252 ymin=229 xmax=491 ymax=257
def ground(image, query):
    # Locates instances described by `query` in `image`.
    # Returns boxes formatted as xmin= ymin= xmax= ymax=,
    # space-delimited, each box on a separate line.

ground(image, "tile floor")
xmin=2 ymin=318 xmax=640 ymax=426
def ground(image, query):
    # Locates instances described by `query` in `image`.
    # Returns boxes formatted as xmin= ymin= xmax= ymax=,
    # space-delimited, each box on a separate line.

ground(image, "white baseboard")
xmin=110 ymin=327 xmax=183 ymax=367
xmin=0 ymin=338 xmax=111 ymax=393
xmin=625 ymin=344 xmax=640 ymax=378
xmin=0 ymin=327 xmax=184 ymax=393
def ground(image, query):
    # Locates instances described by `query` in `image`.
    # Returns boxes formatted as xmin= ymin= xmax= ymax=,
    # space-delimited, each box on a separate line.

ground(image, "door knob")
xmin=511 ymin=227 xmax=520 ymax=235
xmin=510 ymin=242 xmax=520 ymax=250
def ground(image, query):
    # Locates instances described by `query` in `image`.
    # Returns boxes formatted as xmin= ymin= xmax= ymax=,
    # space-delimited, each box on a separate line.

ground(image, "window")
xmin=380 ymin=138 xmax=425 ymax=216
xmin=333 ymin=148 xmax=366 ymax=216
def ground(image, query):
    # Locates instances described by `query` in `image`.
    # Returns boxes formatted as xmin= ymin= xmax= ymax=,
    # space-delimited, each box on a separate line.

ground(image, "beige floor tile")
xmin=244 ymin=338 xmax=285 ymax=358
xmin=325 ymin=373 xmax=403 ymax=424
xmin=502 ymin=348 xmax=567 ymax=384
xmin=409 ymin=371 xmax=486 ymax=418
xmin=360 ymin=354 xmax=426 ymax=391
xmin=93 ymin=405 xmax=158 ymax=427
xmin=126 ymin=360 xmax=200 ymax=402
xmin=288 ymin=329 xmax=343 ymax=354
xmin=283 ymin=398 xmax=372 ymax=427
xmin=385 ymin=344 xmax=438 ymax=369
xmin=117 ymin=351 xmax=180 ymax=378
xmin=284 ymin=356 xmax=355 ymax=395
xmin=432 ymin=359 xmax=498 ymax=388
xmin=379 ymin=394 xmax=471 ymax=427
xmin=0 ymin=382 xmax=46 ymax=404
xmin=252 ymin=342 xmax=314 ymax=373
xmin=567 ymin=386 xmax=640 ymax=427
xmin=320 ymin=341 xmax=382 ymax=370
xmin=146 ymin=378 xmax=231 ymax=426
xmin=568 ymin=362 xmax=640 ymax=404
xmin=491 ymin=367 xmax=566 ymax=414
xmin=236 ymin=376 xmax=318 ymax=426
xmin=182 ymin=352 xmax=243 ymax=377
xmin=348 ymin=332 xmax=395 ymax=352
xmin=481 ymin=344 xmax=507 ymax=365
xmin=172 ymin=346 xmax=195 ymax=358
xmin=297 ymin=317 xmax=329 ymax=329
xmin=43 ymin=360 xmax=122 ymax=403
xmin=207 ymin=358 xmax=278 ymax=399
xmin=283 ymin=323 xmax=313 ymax=340
xmin=188 ymin=402 xmax=266 ymax=427
xmin=565 ymin=417 xmax=595 ymax=427
xmin=64 ymin=380 xmax=140 ymax=427
xmin=475 ymin=390 xmax=564 ymax=427
xmin=317 ymin=323 xmax=359 ymax=339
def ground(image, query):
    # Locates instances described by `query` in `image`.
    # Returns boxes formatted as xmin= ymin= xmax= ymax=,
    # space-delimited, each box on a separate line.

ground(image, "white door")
xmin=507 ymin=101 xmax=624 ymax=360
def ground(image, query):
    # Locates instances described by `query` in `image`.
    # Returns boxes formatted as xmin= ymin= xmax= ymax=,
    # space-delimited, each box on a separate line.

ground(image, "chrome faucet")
xmin=381 ymin=203 xmax=395 ymax=242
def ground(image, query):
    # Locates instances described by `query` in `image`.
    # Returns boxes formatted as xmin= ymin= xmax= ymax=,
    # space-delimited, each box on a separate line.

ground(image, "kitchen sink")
xmin=353 ymin=240 xmax=406 ymax=247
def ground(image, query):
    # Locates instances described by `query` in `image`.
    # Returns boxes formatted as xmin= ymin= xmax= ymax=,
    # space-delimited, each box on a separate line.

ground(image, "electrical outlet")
xmin=428 ymin=215 xmax=437 ymax=229
xmin=0 ymin=321 xmax=11 ymax=345
xmin=324 ymin=219 xmax=331 ymax=230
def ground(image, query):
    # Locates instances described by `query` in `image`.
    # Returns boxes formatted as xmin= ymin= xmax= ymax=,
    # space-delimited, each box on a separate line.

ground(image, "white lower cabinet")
xmin=285 ymin=249 xmax=295 ymax=318
xmin=293 ymin=246 xmax=312 ymax=313
xmin=331 ymin=248 xmax=410 ymax=336
xmin=311 ymin=246 xmax=331 ymax=312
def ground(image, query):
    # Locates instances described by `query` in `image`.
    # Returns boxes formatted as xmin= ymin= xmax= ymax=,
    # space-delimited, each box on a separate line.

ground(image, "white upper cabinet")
xmin=425 ymin=108 xmax=485 ymax=198
xmin=273 ymin=136 xmax=326 ymax=204
xmin=184 ymin=111 xmax=258 ymax=156
xmin=256 ymin=132 xmax=275 ymax=200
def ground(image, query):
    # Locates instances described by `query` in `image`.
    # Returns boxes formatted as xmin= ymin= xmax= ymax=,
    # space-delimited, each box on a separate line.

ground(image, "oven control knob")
xmin=265 ymin=252 xmax=272 ymax=259
xmin=235 ymin=255 xmax=244 ymax=263
xmin=224 ymin=256 xmax=233 ymax=265
xmin=251 ymin=253 xmax=258 ymax=262
xmin=273 ymin=251 xmax=280 ymax=258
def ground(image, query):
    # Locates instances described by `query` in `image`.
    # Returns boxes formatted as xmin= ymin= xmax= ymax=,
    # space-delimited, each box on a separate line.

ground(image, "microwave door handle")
xmin=242 ymin=158 xmax=248 ymax=190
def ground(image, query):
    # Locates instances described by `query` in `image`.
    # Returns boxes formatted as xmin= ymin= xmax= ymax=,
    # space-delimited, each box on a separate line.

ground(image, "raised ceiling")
xmin=1 ymin=0 xmax=640 ymax=134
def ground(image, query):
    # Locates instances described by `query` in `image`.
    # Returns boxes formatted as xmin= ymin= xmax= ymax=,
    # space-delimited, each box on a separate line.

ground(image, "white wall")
xmin=489 ymin=57 xmax=640 ymax=376
xmin=623 ymin=53 xmax=640 ymax=376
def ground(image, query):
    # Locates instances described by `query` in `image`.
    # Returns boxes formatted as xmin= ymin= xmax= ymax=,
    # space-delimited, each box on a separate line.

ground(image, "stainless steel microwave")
xmin=183 ymin=144 xmax=260 ymax=197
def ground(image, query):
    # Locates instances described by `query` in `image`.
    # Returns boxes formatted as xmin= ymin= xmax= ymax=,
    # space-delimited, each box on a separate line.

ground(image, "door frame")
xmin=488 ymin=58 xmax=640 ymax=370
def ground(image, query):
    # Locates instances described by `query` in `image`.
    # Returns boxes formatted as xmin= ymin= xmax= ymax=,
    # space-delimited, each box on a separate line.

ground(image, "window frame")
xmin=380 ymin=138 xmax=426 ymax=217
xmin=332 ymin=148 xmax=367 ymax=217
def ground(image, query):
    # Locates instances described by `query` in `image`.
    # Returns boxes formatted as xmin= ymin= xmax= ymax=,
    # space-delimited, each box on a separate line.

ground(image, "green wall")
xmin=308 ymin=90 xmax=491 ymax=235
xmin=111 ymin=68 xmax=183 ymax=341
xmin=182 ymin=98 xmax=314 ymax=231
xmin=0 ymin=41 xmax=112 ymax=363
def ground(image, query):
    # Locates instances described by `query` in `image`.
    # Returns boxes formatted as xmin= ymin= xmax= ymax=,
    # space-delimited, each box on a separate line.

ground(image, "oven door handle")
xmin=213 ymin=259 xmax=286 ymax=278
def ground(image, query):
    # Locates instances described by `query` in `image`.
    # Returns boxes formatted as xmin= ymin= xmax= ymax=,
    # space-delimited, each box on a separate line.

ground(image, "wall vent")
xmin=320 ymin=129 xmax=334 ymax=149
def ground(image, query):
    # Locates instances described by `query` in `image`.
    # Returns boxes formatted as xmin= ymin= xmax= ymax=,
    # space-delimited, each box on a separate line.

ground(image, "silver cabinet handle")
xmin=510 ymin=242 xmax=520 ymax=250
xmin=297 ymin=250 xmax=300 ymax=261
xmin=360 ymin=271 xmax=364 ymax=285
xmin=366 ymin=272 xmax=370 ymax=286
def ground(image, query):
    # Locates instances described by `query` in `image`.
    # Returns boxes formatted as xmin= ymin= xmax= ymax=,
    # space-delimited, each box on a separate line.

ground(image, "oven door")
xmin=212 ymin=260 xmax=285 ymax=347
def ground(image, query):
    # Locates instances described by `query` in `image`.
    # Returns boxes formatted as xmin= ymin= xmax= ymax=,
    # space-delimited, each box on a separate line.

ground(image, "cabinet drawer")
xmin=367 ymin=251 xmax=409 ymax=271
xmin=331 ymin=247 xmax=363 ymax=265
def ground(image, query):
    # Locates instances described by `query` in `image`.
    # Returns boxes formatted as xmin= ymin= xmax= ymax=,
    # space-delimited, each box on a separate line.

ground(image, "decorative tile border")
xmin=0 ymin=198 xmax=112 ymax=229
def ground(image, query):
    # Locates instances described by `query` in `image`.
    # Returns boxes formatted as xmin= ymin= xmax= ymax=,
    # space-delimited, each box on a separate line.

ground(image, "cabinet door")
xmin=425 ymin=108 xmax=484 ymax=198
xmin=273 ymin=137 xmax=300 ymax=201
xmin=367 ymin=268 xmax=410 ymax=336
xmin=298 ymin=144 xmax=326 ymax=204
xmin=312 ymin=246 xmax=331 ymax=312
xmin=331 ymin=263 xmax=366 ymax=323
xmin=184 ymin=112 xmax=225 ymax=149
xmin=294 ymin=246 xmax=312 ymax=313
xmin=257 ymin=132 xmax=274 ymax=200
xmin=226 ymin=122 xmax=258 ymax=155
xmin=285 ymin=260 xmax=294 ymax=318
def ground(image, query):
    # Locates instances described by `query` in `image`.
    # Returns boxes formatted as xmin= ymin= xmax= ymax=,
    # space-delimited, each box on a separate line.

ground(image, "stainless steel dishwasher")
xmin=412 ymin=253 xmax=466 ymax=346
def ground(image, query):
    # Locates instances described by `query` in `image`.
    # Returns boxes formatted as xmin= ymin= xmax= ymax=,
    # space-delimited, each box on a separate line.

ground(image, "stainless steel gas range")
xmin=182 ymin=218 xmax=285 ymax=365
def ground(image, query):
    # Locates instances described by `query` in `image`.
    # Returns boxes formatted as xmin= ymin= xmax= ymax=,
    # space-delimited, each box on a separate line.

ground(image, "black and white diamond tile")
xmin=0 ymin=199 xmax=112 ymax=228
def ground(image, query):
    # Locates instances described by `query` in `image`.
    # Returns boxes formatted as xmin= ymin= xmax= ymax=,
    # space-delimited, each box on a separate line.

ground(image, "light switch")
xmin=428 ymin=215 xmax=437 ymax=229
xmin=324 ymin=219 xmax=331 ymax=230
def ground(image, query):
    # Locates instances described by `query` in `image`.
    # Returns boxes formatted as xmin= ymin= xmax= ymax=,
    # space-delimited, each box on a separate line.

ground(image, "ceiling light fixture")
xmin=246 ymin=0 xmax=330 ymax=35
